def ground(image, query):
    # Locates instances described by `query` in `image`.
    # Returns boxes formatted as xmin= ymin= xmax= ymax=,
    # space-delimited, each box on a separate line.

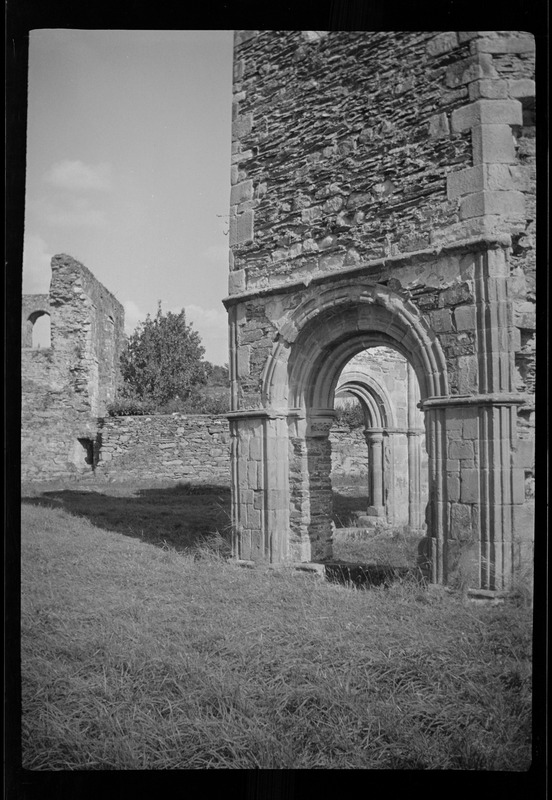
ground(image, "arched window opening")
xmin=30 ymin=311 xmax=51 ymax=349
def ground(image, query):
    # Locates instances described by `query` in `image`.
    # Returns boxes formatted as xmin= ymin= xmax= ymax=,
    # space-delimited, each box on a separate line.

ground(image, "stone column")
xmin=422 ymin=246 xmax=531 ymax=592
xmin=263 ymin=414 xmax=290 ymax=563
xmin=364 ymin=428 xmax=385 ymax=515
xmin=423 ymin=406 xmax=446 ymax=584
xmin=407 ymin=363 xmax=423 ymax=531
xmin=228 ymin=410 xmax=290 ymax=564
xmin=305 ymin=414 xmax=335 ymax=561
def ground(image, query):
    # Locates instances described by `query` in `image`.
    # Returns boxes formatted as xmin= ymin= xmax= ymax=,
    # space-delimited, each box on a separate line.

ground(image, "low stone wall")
xmin=97 ymin=415 xmax=370 ymax=486
xmin=22 ymin=408 xmax=379 ymax=487
xmin=96 ymin=415 xmax=231 ymax=484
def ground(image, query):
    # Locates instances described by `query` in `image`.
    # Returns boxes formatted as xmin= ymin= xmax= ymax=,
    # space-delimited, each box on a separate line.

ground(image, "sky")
xmin=23 ymin=29 xmax=234 ymax=365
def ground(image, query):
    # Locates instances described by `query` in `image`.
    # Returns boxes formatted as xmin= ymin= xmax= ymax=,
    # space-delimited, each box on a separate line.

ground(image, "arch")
xmin=335 ymin=372 xmax=395 ymax=429
xmin=29 ymin=310 xmax=51 ymax=349
xmin=261 ymin=280 xmax=448 ymax=411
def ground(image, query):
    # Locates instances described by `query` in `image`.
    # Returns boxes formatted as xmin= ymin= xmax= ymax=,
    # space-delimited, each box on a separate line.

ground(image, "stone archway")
xmin=334 ymin=349 xmax=427 ymax=531
xmin=226 ymin=31 xmax=535 ymax=596
xmin=268 ymin=281 xmax=446 ymax=571
xmin=229 ymin=279 xmax=450 ymax=580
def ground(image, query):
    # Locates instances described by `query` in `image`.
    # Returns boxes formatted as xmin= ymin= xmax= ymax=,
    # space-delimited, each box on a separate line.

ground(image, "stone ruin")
xmin=333 ymin=346 xmax=428 ymax=531
xmin=21 ymin=254 xmax=125 ymax=479
xmin=224 ymin=30 xmax=536 ymax=594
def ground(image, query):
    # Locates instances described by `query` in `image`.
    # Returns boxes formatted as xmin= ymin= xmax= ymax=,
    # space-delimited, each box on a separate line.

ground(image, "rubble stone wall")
xmin=95 ymin=415 xmax=231 ymax=483
xmin=21 ymin=255 xmax=125 ymax=480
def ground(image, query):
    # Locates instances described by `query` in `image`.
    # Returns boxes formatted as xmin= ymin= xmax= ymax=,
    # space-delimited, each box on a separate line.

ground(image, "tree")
xmin=119 ymin=303 xmax=208 ymax=408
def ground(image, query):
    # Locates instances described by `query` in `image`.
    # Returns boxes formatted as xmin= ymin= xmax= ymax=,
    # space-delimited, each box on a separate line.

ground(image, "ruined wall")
xmin=21 ymin=255 xmax=125 ymax=480
xmin=226 ymin=31 xmax=536 ymax=589
xmin=95 ymin=415 xmax=231 ymax=483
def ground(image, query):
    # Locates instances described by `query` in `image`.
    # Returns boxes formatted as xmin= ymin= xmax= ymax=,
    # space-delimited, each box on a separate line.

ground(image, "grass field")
xmin=20 ymin=481 xmax=421 ymax=568
xmin=20 ymin=488 xmax=533 ymax=770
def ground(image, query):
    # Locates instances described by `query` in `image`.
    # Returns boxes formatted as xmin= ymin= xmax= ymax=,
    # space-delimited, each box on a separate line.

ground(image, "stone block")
xmin=454 ymin=305 xmax=477 ymax=331
xmin=471 ymin=124 xmax=516 ymax=164
xmin=473 ymin=35 xmax=535 ymax=54
xmin=511 ymin=467 xmax=526 ymax=505
xmin=447 ymin=166 xmax=484 ymax=199
xmin=228 ymin=269 xmax=246 ymax=295
xmin=230 ymin=180 xmax=254 ymax=206
xmin=426 ymin=32 xmax=459 ymax=56
xmin=249 ymin=436 xmax=262 ymax=461
xmin=514 ymin=438 xmax=534 ymax=469
xmin=462 ymin=416 xmax=480 ymax=440
xmin=231 ymin=149 xmax=253 ymax=164
xmin=445 ymin=54 xmax=497 ymax=88
xmin=458 ymin=32 xmax=488 ymax=43
xmin=237 ymin=345 xmax=250 ymax=377
xmin=456 ymin=356 xmax=479 ymax=394
xmin=229 ymin=210 xmax=254 ymax=246
xmin=459 ymin=190 xmax=525 ymax=220
xmin=449 ymin=440 xmax=474 ymax=461
xmin=513 ymin=504 xmax=535 ymax=540
xmin=430 ymin=308 xmax=453 ymax=332
xmin=449 ymin=503 xmax=475 ymax=539
xmin=451 ymin=99 xmax=522 ymax=133
xmin=507 ymin=79 xmax=535 ymax=100
xmin=447 ymin=163 xmax=530 ymax=200
xmin=447 ymin=473 xmax=461 ymax=501
xmin=232 ymin=113 xmax=253 ymax=140
xmin=469 ymin=79 xmax=509 ymax=101
xmin=247 ymin=460 xmax=257 ymax=488
xmin=460 ymin=468 xmax=479 ymax=503
xmin=428 ymin=113 xmax=450 ymax=138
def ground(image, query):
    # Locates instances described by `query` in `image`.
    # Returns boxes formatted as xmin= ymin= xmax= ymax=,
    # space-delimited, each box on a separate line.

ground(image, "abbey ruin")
xmin=21 ymin=31 xmax=536 ymax=597
xmin=22 ymin=255 xmax=125 ymax=479
xmin=224 ymin=30 xmax=536 ymax=593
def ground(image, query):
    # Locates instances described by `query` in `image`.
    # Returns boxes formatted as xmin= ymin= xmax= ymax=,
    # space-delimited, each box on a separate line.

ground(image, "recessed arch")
xmin=335 ymin=373 xmax=395 ymax=429
xmin=261 ymin=281 xmax=448 ymax=411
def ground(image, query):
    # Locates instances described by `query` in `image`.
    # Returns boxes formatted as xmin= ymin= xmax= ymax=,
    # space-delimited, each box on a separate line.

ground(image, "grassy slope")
xmin=21 ymin=503 xmax=533 ymax=770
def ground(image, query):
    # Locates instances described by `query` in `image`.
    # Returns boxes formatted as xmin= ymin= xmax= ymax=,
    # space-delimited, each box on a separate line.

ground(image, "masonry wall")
xmin=330 ymin=426 xmax=368 ymax=487
xmin=229 ymin=31 xmax=535 ymax=406
xmin=21 ymin=255 xmax=125 ymax=480
xmin=95 ymin=415 xmax=231 ymax=483
xmin=21 ymin=402 xmax=373 ymax=488
xmin=226 ymin=31 xmax=536 ymax=586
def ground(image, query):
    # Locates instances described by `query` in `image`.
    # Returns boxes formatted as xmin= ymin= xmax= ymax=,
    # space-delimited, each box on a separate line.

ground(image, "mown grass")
xmin=20 ymin=483 xmax=419 ymax=567
xmin=21 ymin=501 xmax=533 ymax=770
xmin=20 ymin=480 xmax=231 ymax=552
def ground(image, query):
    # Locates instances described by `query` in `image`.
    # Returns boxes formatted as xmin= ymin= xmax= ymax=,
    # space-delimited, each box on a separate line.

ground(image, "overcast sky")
xmin=23 ymin=29 xmax=234 ymax=365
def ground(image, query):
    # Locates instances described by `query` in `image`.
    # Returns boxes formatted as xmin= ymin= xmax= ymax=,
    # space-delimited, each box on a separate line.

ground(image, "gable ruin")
xmin=224 ymin=30 xmax=536 ymax=594
xmin=21 ymin=254 xmax=125 ymax=479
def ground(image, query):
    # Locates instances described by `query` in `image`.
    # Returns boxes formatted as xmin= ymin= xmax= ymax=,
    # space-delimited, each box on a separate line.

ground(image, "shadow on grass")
xmin=331 ymin=489 xmax=370 ymax=527
xmin=21 ymin=482 xmax=232 ymax=552
xmin=324 ymin=562 xmax=424 ymax=589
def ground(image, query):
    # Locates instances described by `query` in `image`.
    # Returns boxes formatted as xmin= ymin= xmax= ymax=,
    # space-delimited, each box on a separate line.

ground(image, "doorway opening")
xmin=328 ymin=345 xmax=428 ymax=569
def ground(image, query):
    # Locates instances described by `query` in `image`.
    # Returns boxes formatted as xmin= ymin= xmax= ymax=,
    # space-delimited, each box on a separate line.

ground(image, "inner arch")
xmin=262 ymin=281 xmax=448 ymax=411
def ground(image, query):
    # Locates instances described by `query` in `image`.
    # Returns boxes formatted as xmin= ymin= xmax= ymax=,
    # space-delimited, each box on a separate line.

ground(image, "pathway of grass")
xmin=21 ymin=502 xmax=532 ymax=770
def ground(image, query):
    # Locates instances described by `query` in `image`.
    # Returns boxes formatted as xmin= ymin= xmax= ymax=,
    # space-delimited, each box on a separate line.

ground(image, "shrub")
xmin=334 ymin=403 xmax=365 ymax=429
xmin=106 ymin=397 xmax=155 ymax=416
